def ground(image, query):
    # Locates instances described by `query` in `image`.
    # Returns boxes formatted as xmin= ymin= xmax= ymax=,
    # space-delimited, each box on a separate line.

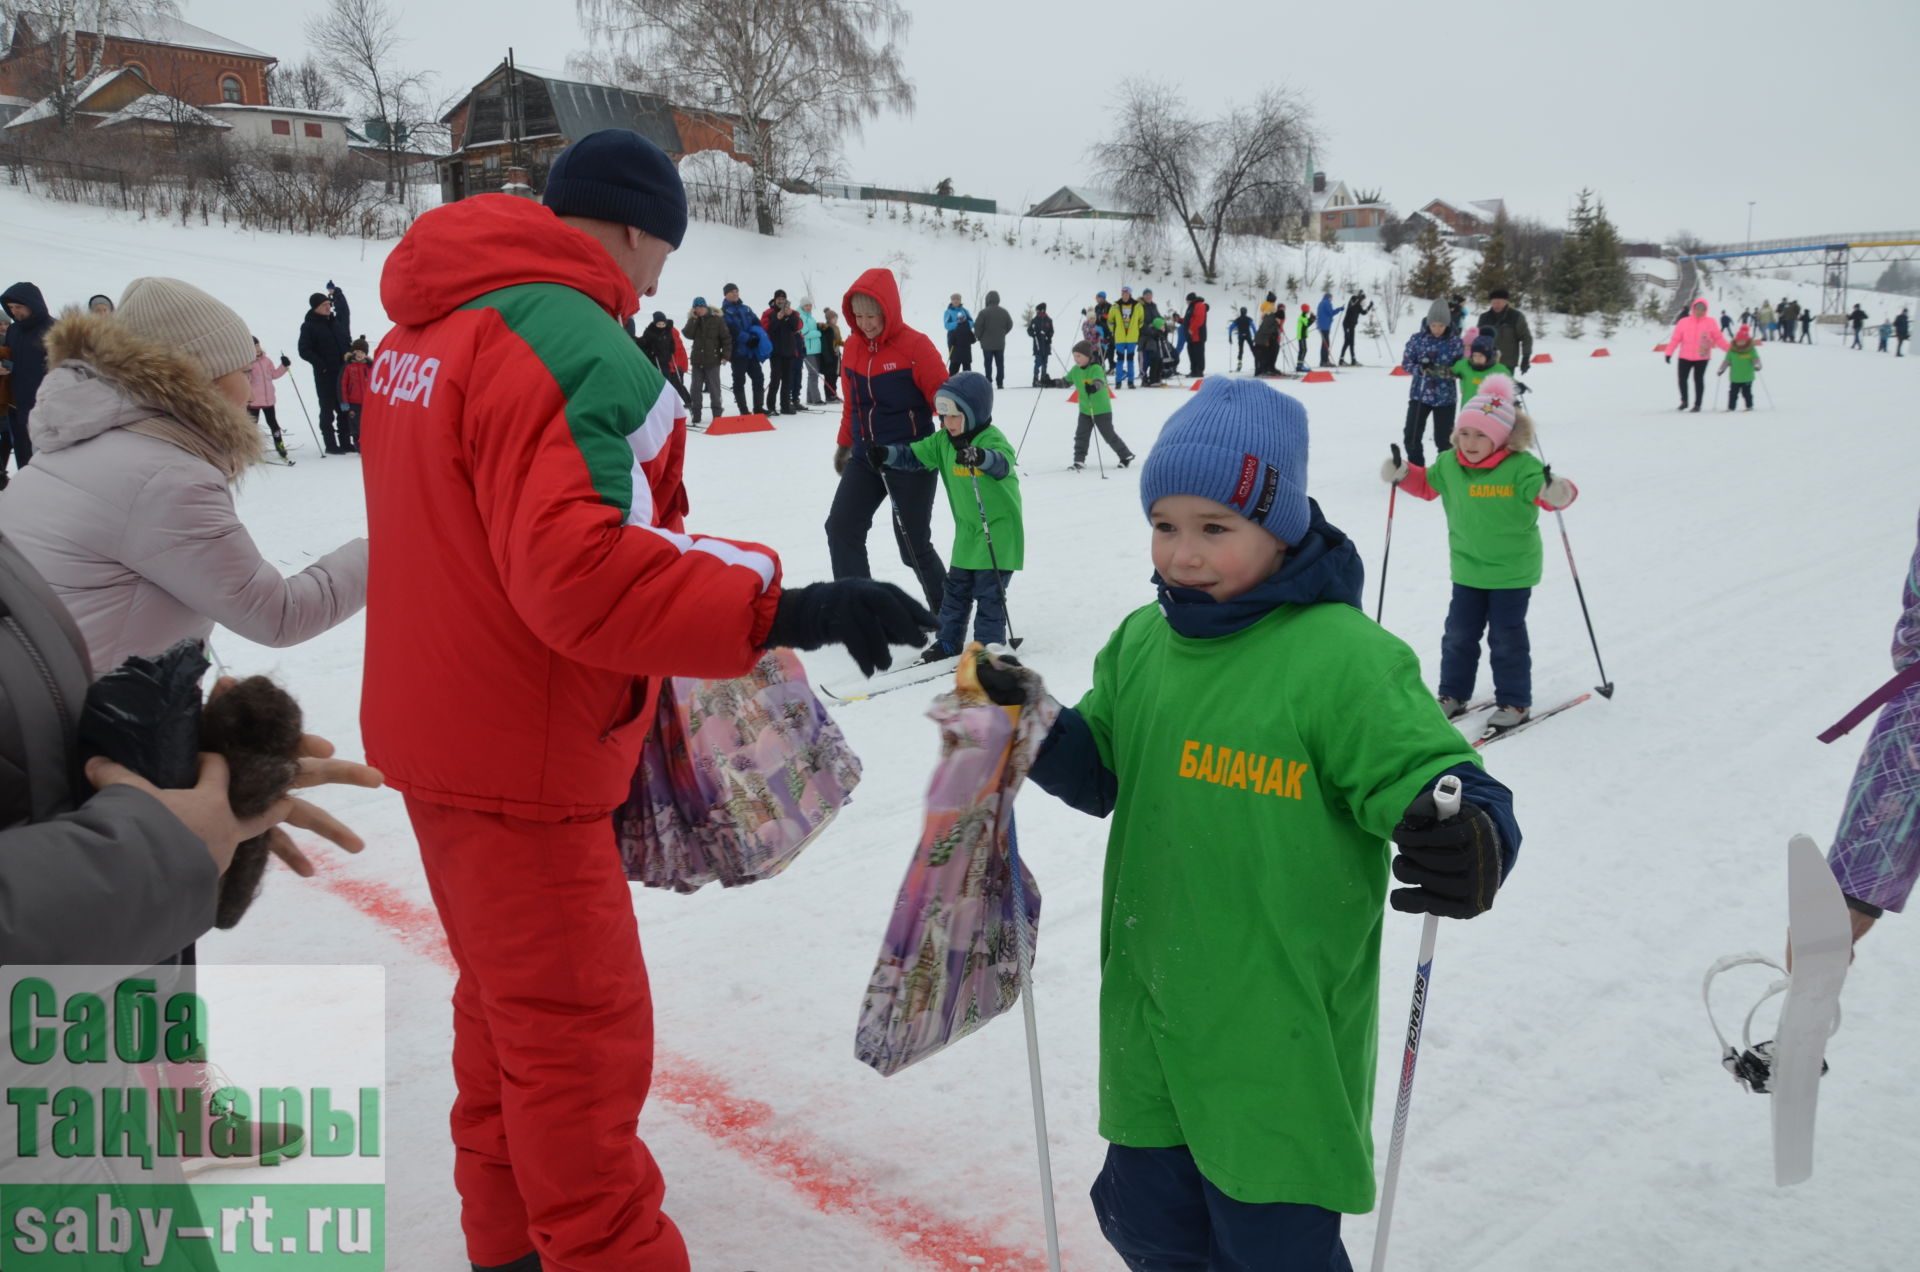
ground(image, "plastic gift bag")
xmin=856 ymin=651 xmax=1059 ymax=1076
xmin=617 ymin=649 xmax=861 ymax=892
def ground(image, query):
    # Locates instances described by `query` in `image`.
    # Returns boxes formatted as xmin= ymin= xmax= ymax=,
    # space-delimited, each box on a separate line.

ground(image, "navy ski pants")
xmin=1439 ymin=583 xmax=1533 ymax=708
xmin=936 ymin=568 xmax=1012 ymax=651
xmin=1091 ymin=1144 xmax=1353 ymax=1272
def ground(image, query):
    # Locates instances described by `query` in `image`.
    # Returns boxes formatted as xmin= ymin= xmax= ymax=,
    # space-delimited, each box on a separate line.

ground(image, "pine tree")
xmin=1408 ymin=219 xmax=1455 ymax=301
xmin=1582 ymin=197 xmax=1635 ymax=317
xmin=1467 ymin=214 xmax=1516 ymax=302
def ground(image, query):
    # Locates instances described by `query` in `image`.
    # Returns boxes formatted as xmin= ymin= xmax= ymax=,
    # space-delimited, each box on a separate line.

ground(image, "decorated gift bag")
xmin=856 ymin=652 xmax=1059 ymax=1076
xmin=617 ymin=648 xmax=862 ymax=892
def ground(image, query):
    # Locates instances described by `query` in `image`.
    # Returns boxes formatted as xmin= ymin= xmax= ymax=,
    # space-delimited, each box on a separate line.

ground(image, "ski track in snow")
xmin=15 ymin=184 xmax=1919 ymax=1270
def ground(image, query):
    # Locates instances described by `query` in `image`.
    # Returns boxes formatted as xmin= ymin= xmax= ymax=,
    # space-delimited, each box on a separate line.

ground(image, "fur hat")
xmin=934 ymin=371 xmax=993 ymax=430
xmin=1456 ymin=373 xmax=1520 ymax=450
xmin=118 ymin=277 xmax=255 ymax=381
xmin=1139 ymin=379 xmax=1311 ymax=546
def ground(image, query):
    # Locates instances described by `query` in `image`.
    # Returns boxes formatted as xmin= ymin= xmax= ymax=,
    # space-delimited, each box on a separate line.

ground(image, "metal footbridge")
xmin=1675 ymin=231 xmax=1920 ymax=315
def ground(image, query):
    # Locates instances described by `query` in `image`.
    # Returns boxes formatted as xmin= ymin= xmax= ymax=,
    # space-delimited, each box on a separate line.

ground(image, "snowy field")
xmin=10 ymin=183 xmax=1920 ymax=1271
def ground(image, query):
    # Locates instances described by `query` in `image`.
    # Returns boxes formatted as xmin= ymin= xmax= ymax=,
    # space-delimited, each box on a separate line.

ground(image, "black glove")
xmin=866 ymin=444 xmax=891 ymax=471
xmin=1518 ymin=360 xmax=1530 ymax=375
xmin=833 ymin=444 xmax=850 ymax=475
xmin=765 ymin=579 xmax=937 ymax=677
xmin=280 ymin=355 xmax=292 ymax=367
xmin=955 ymin=445 xmax=986 ymax=468
xmin=1389 ymin=788 xmax=1504 ymax=919
xmin=1665 ymin=355 xmax=1672 ymax=364
xmin=1419 ymin=362 xmax=1437 ymax=375
xmin=973 ymin=654 xmax=1027 ymax=707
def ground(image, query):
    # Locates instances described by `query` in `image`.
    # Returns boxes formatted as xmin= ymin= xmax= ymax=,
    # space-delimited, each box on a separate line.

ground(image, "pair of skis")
xmin=819 ymin=638 xmax=1023 ymax=704
xmin=1448 ymin=694 xmax=1592 ymax=746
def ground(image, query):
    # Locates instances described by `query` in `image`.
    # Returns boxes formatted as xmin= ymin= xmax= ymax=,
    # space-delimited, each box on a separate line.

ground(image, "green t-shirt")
xmin=907 ymin=425 xmax=1024 ymax=571
xmin=1076 ymin=600 xmax=1483 ymax=1211
xmin=1724 ymin=346 xmax=1759 ymax=384
xmin=1064 ymin=362 xmax=1113 ymax=417
xmin=1422 ymin=448 xmax=1548 ymax=589
xmin=1451 ymin=357 xmax=1511 ymax=408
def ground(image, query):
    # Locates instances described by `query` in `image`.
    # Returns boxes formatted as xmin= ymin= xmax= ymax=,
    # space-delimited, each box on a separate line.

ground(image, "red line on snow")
xmin=310 ymin=858 xmax=1046 ymax=1271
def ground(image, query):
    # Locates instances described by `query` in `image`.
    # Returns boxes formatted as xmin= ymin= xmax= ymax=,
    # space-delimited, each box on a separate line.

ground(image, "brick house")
xmin=439 ymin=60 xmax=752 ymax=203
xmin=1306 ymin=172 xmax=1392 ymax=242
xmin=2 ymin=65 xmax=229 ymax=145
xmin=0 ymin=13 xmax=274 ymax=113
xmin=1416 ymin=198 xmax=1506 ymax=237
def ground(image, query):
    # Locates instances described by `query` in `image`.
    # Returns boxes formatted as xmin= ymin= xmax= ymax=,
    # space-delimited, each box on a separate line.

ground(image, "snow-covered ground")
xmin=9 ymin=183 xmax=1919 ymax=1271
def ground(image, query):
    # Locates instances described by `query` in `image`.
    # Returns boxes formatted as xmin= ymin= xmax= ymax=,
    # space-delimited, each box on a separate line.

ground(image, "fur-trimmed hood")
xmin=32 ymin=309 xmax=260 ymax=478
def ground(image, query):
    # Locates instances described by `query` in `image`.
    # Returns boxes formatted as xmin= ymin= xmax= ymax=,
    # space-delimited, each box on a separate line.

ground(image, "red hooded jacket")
xmin=835 ymin=268 xmax=944 ymax=457
xmin=359 ymin=194 xmax=782 ymax=820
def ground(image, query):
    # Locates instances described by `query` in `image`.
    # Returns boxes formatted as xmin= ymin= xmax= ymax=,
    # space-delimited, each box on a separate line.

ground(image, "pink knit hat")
xmin=1456 ymin=373 xmax=1519 ymax=449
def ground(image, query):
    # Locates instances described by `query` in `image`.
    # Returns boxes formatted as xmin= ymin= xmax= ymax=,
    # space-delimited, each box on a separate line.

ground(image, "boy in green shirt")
xmin=1062 ymin=339 xmax=1135 ymax=470
xmin=1383 ymin=374 xmax=1579 ymax=735
xmin=870 ymin=371 xmax=1023 ymax=661
xmin=976 ymin=379 xmax=1521 ymax=1268
xmin=1716 ymin=324 xmax=1762 ymax=411
xmin=1452 ymin=327 xmax=1510 ymax=407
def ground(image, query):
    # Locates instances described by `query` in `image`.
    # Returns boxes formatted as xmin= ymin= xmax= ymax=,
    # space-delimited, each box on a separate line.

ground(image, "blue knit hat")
xmin=692 ymin=295 xmax=708 ymax=308
xmin=542 ymin=129 xmax=688 ymax=249
xmin=934 ymin=371 xmax=993 ymax=429
xmin=1139 ymin=380 xmax=1311 ymax=545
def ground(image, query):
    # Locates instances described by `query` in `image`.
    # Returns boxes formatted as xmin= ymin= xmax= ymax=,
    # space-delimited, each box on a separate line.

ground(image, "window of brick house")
xmin=1342 ymin=212 xmax=1357 ymax=228
xmin=304 ymin=122 xmax=323 ymax=139
xmin=222 ymin=76 xmax=243 ymax=104
xmin=271 ymin=119 xmax=291 ymax=136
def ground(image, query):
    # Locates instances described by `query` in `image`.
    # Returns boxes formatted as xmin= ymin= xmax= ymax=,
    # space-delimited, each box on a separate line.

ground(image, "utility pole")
xmin=1746 ymin=201 xmax=1755 ymax=251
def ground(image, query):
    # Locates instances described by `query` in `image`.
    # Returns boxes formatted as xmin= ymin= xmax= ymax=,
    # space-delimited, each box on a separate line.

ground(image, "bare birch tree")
xmin=574 ymin=0 xmax=916 ymax=236
xmin=267 ymin=55 xmax=347 ymax=115
xmin=0 ymin=0 xmax=179 ymax=127
xmin=305 ymin=0 xmax=446 ymax=194
xmin=1092 ymin=80 xmax=1318 ymax=284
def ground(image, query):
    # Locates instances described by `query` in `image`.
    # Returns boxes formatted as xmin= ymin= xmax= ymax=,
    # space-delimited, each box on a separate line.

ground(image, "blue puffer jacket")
xmin=723 ymin=298 xmax=765 ymax=358
xmin=1401 ymin=329 xmax=1465 ymax=407
xmin=1315 ymin=294 xmax=1343 ymax=333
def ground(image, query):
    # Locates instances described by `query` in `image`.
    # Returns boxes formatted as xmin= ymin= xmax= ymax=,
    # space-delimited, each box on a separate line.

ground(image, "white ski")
xmin=1771 ymin=834 xmax=1850 ymax=1186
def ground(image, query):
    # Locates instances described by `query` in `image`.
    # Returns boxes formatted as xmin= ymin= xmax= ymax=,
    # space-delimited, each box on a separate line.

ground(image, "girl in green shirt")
xmin=1452 ymin=327 xmax=1510 ymax=408
xmin=1383 ymin=374 xmax=1579 ymax=732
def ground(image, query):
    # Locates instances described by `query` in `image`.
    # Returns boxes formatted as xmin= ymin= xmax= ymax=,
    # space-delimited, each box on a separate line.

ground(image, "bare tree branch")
xmin=305 ymin=0 xmax=446 ymax=197
xmin=574 ymin=0 xmax=916 ymax=235
xmin=0 ymin=0 xmax=181 ymax=127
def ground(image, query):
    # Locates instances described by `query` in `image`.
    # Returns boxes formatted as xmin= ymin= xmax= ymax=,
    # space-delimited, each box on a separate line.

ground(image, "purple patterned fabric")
xmin=856 ymin=676 xmax=1058 ymax=1076
xmin=1828 ymin=512 xmax=1920 ymax=912
xmin=616 ymin=650 xmax=862 ymax=893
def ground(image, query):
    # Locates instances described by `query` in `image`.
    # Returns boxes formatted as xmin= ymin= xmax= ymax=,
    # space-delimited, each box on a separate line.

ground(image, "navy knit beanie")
xmin=1139 ymin=379 xmax=1311 ymax=546
xmin=542 ymin=129 xmax=688 ymax=249
xmin=934 ymin=371 xmax=993 ymax=429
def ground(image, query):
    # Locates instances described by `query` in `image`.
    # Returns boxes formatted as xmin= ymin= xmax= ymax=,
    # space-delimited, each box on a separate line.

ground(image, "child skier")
xmin=1229 ymin=307 xmax=1254 ymax=370
xmin=337 ymin=336 xmax=370 ymax=453
xmin=1294 ymin=303 xmax=1313 ymax=373
xmin=245 ymin=336 xmax=293 ymax=463
xmin=1382 ymin=373 xmax=1579 ymax=734
xmin=974 ymin=378 xmax=1521 ymax=1269
xmin=1028 ymin=303 xmax=1055 ymax=386
xmin=1452 ymin=327 xmax=1510 ymax=407
xmin=1063 ymin=340 xmax=1133 ymax=470
xmin=1400 ymin=298 xmax=1465 ymax=466
xmin=868 ymin=372 xmax=1022 ymax=663
xmin=1717 ymin=325 xmax=1762 ymax=410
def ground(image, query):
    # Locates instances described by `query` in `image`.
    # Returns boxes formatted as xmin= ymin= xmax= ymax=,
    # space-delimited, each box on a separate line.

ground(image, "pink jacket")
xmin=245 ymin=351 xmax=288 ymax=408
xmin=1665 ymin=298 xmax=1729 ymax=362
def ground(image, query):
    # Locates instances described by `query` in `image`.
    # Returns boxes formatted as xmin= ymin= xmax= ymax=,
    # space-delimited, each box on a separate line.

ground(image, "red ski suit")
xmin=360 ymin=193 xmax=781 ymax=1271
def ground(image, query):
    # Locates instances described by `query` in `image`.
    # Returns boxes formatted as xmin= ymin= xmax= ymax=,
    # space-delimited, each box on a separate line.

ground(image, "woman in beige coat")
xmin=0 ymin=277 xmax=366 ymax=674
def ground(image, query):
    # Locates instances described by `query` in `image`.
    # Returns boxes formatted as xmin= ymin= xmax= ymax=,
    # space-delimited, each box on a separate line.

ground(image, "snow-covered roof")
xmin=2 ymin=66 xmax=150 ymax=130
xmin=203 ymin=103 xmax=349 ymax=121
xmin=18 ymin=13 xmax=271 ymax=61
xmin=95 ymin=93 xmax=230 ymax=131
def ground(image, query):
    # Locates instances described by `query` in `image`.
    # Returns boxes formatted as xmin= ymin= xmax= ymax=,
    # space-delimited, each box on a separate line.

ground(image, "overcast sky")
xmin=188 ymin=0 xmax=1911 ymax=244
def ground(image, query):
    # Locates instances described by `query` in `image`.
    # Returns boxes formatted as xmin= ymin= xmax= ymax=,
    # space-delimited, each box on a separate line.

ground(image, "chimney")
xmin=1313 ymin=171 xmax=1326 ymax=193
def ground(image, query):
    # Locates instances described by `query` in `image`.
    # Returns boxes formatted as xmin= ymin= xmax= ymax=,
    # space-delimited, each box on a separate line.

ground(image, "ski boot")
xmin=1486 ymin=704 xmax=1530 ymax=731
xmin=1436 ymin=695 xmax=1468 ymax=720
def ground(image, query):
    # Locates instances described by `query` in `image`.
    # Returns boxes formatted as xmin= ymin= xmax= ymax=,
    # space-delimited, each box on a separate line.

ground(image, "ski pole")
xmin=1004 ymin=812 xmax=1062 ymax=1272
xmin=1524 ymin=396 xmax=1616 ymax=700
xmin=1759 ymin=372 xmax=1776 ymax=410
xmin=283 ymin=359 xmax=328 ymax=457
xmin=1375 ymin=445 xmax=1400 ymax=624
xmin=1370 ymin=774 xmax=1462 ymax=1272
xmin=1013 ymin=384 xmax=1045 ymax=463
xmin=965 ymin=465 xmax=1017 ymax=646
